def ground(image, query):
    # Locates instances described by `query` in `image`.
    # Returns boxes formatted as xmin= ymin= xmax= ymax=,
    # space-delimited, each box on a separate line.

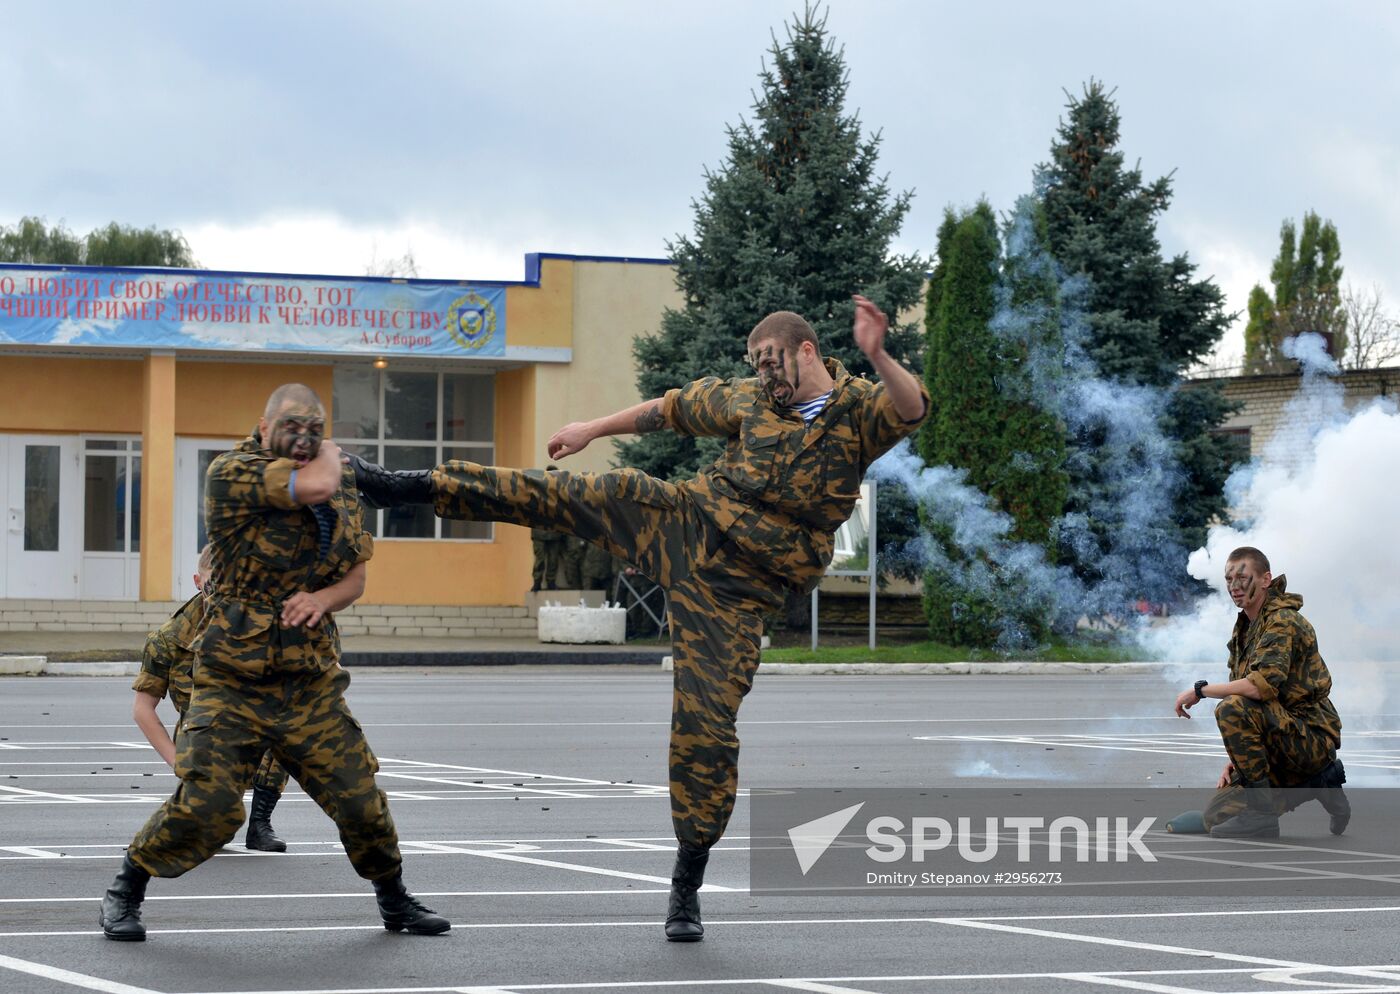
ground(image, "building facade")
xmin=0 ymin=254 xmax=679 ymax=619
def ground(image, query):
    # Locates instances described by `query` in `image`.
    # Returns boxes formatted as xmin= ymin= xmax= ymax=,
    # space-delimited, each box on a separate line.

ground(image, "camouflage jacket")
xmin=662 ymin=358 xmax=929 ymax=592
xmin=131 ymin=594 xmax=204 ymax=714
xmin=199 ymin=435 xmax=373 ymax=677
xmin=1227 ymin=575 xmax=1342 ymax=744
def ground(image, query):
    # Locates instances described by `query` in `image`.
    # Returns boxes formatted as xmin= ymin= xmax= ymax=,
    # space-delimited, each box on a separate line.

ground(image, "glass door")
xmin=3 ymin=434 xmax=79 ymax=599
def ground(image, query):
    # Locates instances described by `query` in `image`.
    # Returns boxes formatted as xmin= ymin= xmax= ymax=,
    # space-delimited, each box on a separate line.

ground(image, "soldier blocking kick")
xmin=1174 ymin=546 xmax=1350 ymax=839
xmin=100 ymin=384 xmax=449 ymax=941
xmin=353 ymin=296 xmax=928 ymax=940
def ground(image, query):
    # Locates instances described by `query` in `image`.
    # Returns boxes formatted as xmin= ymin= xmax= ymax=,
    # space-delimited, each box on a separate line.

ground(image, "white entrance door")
xmin=2 ymin=434 xmax=80 ymax=599
xmin=173 ymin=438 xmax=238 ymax=596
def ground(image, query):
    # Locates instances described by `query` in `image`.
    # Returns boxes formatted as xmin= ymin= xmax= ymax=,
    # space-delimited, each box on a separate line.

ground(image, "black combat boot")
xmin=373 ymin=871 xmax=451 ymax=934
xmin=664 ymin=843 xmax=709 ymax=942
xmin=245 ymin=785 xmax=288 ymax=852
xmin=348 ymin=454 xmax=434 ymax=509
xmin=1210 ymin=780 xmax=1281 ymax=839
xmin=1311 ymin=758 xmax=1351 ymax=835
xmin=99 ymin=855 xmax=150 ymax=941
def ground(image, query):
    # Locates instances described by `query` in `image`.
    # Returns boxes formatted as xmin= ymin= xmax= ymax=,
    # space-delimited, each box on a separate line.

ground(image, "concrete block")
xmin=44 ymin=661 xmax=141 ymax=677
xmin=0 ymin=655 xmax=45 ymax=675
xmin=393 ymin=626 xmax=423 ymax=637
xmin=421 ymin=627 xmax=449 ymax=638
xmin=537 ymin=605 xmax=626 ymax=645
xmin=368 ymin=626 xmax=395 ymax=636
xmin=661 ymin=655 xmax=673 ymax=672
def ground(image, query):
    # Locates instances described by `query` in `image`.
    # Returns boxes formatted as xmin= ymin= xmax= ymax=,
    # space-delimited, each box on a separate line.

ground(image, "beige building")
xmin=1195 ymin=365 xmax=1400 ymax=459
xmin=0 ymin=253 xmax=680 ymax=637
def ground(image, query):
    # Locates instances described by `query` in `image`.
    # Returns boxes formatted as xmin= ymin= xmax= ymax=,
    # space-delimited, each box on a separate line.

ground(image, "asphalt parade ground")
xmin=2 ymin=669 xmax=1400 ymax=994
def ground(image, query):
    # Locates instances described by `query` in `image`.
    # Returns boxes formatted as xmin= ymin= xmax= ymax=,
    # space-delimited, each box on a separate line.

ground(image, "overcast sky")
xmin=6 ymin=1 xmax=1398 ymax=363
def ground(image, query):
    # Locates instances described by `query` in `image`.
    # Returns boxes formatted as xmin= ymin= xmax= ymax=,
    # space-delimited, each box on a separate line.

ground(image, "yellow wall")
xmin=0 ymin=256 xmax=678 ymax=604
xmin=533 ymin=260 xmax=681 ymax=474
xmin=175 ymin=362 xmax=335 ymax=438
xmin=0 ymin=356 xmax=144 ymax=433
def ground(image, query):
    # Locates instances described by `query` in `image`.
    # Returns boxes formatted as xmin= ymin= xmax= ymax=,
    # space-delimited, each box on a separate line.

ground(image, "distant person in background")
xmin=1174 ymin=547 xmax=1350 ymax=838
xmin=530 ymin=466 xmax=566 ymax=591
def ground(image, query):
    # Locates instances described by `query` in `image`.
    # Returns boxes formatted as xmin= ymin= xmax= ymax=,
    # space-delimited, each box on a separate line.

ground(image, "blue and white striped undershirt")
xmin=789 ymin=390 xmax=832 ymax=424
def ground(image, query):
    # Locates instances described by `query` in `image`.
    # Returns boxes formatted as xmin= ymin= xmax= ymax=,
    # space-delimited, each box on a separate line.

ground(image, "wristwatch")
xmin=1193 ymin=679 xmax=1209 ymax=702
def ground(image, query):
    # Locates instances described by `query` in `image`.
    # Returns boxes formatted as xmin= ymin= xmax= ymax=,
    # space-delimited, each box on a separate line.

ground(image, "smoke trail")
xmin=871 ymin=195 xmax=1187 ymax=647
xmin=1142 ymin=333 xmax=1400 ymax=721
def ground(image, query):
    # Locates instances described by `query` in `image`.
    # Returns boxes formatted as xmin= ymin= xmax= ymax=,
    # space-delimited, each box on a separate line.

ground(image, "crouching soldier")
xmin=1174 ymin=547 xmax=1349 ymax=839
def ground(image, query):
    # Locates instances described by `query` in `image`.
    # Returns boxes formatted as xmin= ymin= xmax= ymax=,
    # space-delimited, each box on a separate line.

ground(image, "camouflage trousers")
xmin=172 ymin=715 xmax=288 ymax=794
xmin=1203 ymin=694 xmax=1338 ymax=829
xmin=128 ymin=663 xmax=401 ymax=881
xmin=532 ymin=537 xmax=564 ymax=590
xmin=433 ymin=461 xmax=785 ymax=850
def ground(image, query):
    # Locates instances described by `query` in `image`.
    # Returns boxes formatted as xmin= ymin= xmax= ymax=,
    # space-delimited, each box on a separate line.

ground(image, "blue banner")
xmin=0 ymin=266 xmax=506 ymax=358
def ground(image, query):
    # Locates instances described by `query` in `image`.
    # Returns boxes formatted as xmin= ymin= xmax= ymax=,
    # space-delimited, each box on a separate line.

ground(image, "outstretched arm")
xmin=547 ymin=399 xmax=668 ymax=460
xmin=853 ymin=294 xmax=927 ymax=422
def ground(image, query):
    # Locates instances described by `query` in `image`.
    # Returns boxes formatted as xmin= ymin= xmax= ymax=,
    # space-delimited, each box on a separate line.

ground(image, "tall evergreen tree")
xmin=1039 ymin=81 xmax=1237 ymax=581
xmin=1243 ymin=211 xmax=1345 ymax=372
xmin=620 ymin=7 xmax=925 ymax=483
xmin=918 ymin=201 xmax=1067 ymax=647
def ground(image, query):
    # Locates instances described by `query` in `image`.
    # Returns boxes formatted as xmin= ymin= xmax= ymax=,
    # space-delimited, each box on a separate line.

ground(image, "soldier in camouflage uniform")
xmin=354 ymin=297 xmax=928 ymax=941
xmin=531 ymin=466 xmax=566 ymax=591
xmin=132 ymin=545 xmax=301 ymax=853
xmin=100 ymin=384 xmax=449 ymax=942
xmin=531 ymin=527 xmax=566 ymax=591
xmin=1175 ymin=547 xmax=1349 ymax=839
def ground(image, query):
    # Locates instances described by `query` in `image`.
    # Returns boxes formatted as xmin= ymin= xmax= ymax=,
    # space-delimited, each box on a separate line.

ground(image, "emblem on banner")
xmin=446 ymin=292 xmax=497 ymax=351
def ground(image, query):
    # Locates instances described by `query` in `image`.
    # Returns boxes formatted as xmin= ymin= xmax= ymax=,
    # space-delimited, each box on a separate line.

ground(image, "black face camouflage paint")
xmin=269 ymin=407 xmax=325 ymax=463
xmin=748 ymin=343 xmax=799 ymax=405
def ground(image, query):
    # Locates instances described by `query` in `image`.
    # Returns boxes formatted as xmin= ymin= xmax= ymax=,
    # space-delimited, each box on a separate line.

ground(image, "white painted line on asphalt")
xmin=0 ymin=846 xmax=62 ymax=857
xmin=382 ymin=756 xmax=670 ymax=791
xmin=0 ymin=714 xmax=1211 ymax=730
xmin=938 ymin=917 xmax=1317 ymax=969
xmin=765 ymin=981 xmax=884 ymax=994
xmin=0 ymin=952 xmax=160 ymax=994
xmin=151 ymin=964 xmax=1400 ymax=994
xmin=0 ymin=782 xmax=100 ymax=802
xmin=418 ymin=844 xmax=740 ymax=891
xmin=373 ymin=770 xmax=597 ymax=799
xmin=5 ymin=908 xmax=1400 ymax=939
xmin=1057 ymin=977 xmax=1200 ymax=994
xmin=0 ymin=888 xmax=674 ymax=904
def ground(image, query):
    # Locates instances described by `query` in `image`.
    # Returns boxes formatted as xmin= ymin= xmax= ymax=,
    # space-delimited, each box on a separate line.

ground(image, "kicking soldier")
xmin=353 ymin=296 xmax=928 ymax=940
xmin=1174 ymin=546 xmax=1350 ymax=839
xmin=100 ymin=383 xmax=449 ymax=941
xmin=133 ymin=545 xmax=291 ymax=852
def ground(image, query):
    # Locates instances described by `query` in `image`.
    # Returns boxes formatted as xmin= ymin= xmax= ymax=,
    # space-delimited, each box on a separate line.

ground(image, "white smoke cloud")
xmin=1142 ymin=334 xmax=1400 ymax=722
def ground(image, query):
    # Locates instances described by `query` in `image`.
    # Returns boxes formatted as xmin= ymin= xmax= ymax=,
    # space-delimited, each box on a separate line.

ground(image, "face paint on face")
xmin=747 ymin=341 xmax=801 ymax=405
xmin=1225 ymin=560 xmax=1265 ymax=612
xmin=268 ymin=406 xmax=325 ymax=464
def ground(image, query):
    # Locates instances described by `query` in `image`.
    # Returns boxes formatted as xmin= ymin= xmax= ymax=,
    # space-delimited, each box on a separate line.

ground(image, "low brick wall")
xmin=0 ymin=600 xmax=535 ymax=639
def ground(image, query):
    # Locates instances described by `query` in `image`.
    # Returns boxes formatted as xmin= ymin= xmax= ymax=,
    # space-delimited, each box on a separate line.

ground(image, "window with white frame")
xmin=83 ymin=438 xmax=142 ymax=554
xmin=332 ymin=368 xmax=494 ymax=540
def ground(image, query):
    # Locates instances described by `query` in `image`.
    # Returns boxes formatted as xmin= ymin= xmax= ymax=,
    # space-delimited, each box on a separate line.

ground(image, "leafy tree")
xmin=0 ymin=217 xmax=83 ymax=264
xmin=0 ymin=216 xmax=196 ymax=267
xmin=620 ymin=6 xmax=925 ymax=484
xmin=1038 ymin=81 xmax=1237 ymax=587
xmin=1243 ymin=212 xmax=1345 ymax=372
